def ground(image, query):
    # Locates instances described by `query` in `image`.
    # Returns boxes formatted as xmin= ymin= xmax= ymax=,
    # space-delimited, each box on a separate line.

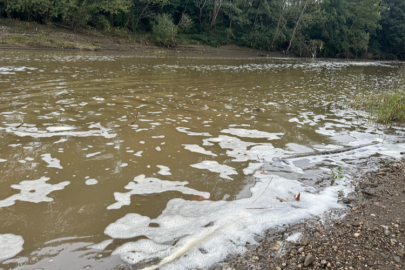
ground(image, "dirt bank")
xmin=213 ymin=158 xmax=405 ymax=270
xmin=0 ymin=19 xmax=283 ymax=58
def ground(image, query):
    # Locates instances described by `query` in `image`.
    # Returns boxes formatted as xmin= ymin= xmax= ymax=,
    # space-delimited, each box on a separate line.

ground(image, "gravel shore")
xmin=213 ymin=159 xmax=405 ymax=270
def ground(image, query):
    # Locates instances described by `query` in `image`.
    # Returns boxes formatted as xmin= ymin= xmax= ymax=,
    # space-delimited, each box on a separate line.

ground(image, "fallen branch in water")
xmin=251 ymin=177 xmax=273 ymax=204
xmin=130 ymin=111 xmax=139 ymax=125
xmin=275 ymin=141 xmax=379 ymax=162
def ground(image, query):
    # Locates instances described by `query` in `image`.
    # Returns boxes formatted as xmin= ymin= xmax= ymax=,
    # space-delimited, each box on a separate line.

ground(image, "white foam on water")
xmin=286 ymin=143 xmax=313 ymax=154
xmin=106 ymin=120 xmax=405 ymax=270
xmin=0 ymin=159 xmax=7 ymax=162
xmin=85 ymin=179 xmax=98 ymax=185
xmin=156 ymin=146 xmax=162 ymax=151
xmin=134 ymin=151 xmax=143 ymax=157
xmin=221 ymin=128 xmax=284 ymax=140
xmin=108 ymin=173 xmax=347 ymax=270
xmin=46 ymin=126 xmax=76 ymax=132
xmin=286 ymin=232 xmax=302 ymax=242
xmin=207 ymin=135 xmax=285 ymax=162
xmin=41 ymin=154 xmax=62 ymax=169
xmin=182 ymin=144 xmax=217 ymax=157
xmin=87 ymin=239 xmax=113 ymax=250
xmin=176 ymin=127 xmax=211 ymax=137
xmin=86 ymin=152 xmax=101 ymax=158
xmin=157 ymin=165 xmax=171 ymax=176
xmin=0 ymin=176 xmax=70 ymax=208
xmin=243 ymin=163 xmax=263 ymax=175
xmin=0 ymin=234 xmax=24 ymax=261
xmin=54 ymin=138 xmax=68 ymax=144
xmin=107 ymin=175 xmax=210 ymax=210
xmin=190 ymin=161 xmax=237 ymax=180
xmin=6 ymin=123 xmax=116 ymax=138
xmin=9 ymin=143 xmax=21 ymax=147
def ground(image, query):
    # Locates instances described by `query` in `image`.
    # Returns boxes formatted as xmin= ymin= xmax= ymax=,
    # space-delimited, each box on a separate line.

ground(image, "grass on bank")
xmin=349 ymin=90 xmax=405 ymax=126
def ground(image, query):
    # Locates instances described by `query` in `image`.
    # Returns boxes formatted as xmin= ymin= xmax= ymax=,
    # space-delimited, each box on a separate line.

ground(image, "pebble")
xmin=342 ymin=197 xmax=350 ymax=204
xmin=304 ymin=254 xmax=314 ymax=266
xmin=394 ymin=256 xmax=401 ymax=263
xmin=347 ymin=195 xmax=357 ymax=202
xmin=254 ymin=236 xmax=264 ymax=243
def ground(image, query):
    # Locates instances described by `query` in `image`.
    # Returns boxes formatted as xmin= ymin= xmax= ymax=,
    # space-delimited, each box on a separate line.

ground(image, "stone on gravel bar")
xmin=394 ymin=256 xmax=401 ymax=263
xmin=304 ymin=254 xmax=314 ymax=266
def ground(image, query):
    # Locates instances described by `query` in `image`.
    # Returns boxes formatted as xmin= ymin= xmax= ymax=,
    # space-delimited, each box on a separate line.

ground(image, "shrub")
xmin=152 ymin=13 xmax=175 ymax=47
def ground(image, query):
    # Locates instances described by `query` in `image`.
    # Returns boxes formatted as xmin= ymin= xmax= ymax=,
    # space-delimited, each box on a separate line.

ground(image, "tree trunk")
xmin=134 ymin=3 xmax=150 ymax=32
xmin=124 ymin=4 xmax=133 ymax=29
xmin=4 ymin=0 xmax=11 ymax=18
xmin=269 ymin=0 xmax=287 ymax=50
xmin=110 ymin=10 xmax=114 ymax=27
xmin=286 ymin=0 xmax=310 ymax=53
xmin=210 ymin=0 xmax=222 ymax=30
xmin=196 ymin=0 xmax=207 ymax=32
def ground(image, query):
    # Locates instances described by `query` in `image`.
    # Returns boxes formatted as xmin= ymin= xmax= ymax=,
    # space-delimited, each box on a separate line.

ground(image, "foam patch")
xmin=41 ymin=154 xmax=62 ymax=169
xmin=157 ymin=165 xmax=171 ymax=176
xmin=190 ymin=161 xmax=237 ymax=180
xmin=107 ymin=175 xmax=210 ymax=210
xmin=0 ymin=234 xmax=24 ymax=261
xmin=0 ymin=177 xmax=70 ymax=208
xmin=108 ymin=174 xmax=346 ymax=270
xmin=182 ymin=144 xmax=217 ymax=157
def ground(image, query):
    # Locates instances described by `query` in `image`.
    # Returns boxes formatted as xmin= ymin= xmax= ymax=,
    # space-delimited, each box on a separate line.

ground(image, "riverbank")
xmin=213 ymin=158 xmax=405 ymax=270
xmin=0 ymin=19 xmax=281 ymax=58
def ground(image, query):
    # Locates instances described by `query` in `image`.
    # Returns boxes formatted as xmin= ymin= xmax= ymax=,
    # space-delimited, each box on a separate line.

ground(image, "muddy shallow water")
xmin=0 ymin=50 xmax=404 ymax=270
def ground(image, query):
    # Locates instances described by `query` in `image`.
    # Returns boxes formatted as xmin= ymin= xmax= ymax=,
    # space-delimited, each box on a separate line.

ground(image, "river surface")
xmin=0 ymin=50 xmax=405 ymax=270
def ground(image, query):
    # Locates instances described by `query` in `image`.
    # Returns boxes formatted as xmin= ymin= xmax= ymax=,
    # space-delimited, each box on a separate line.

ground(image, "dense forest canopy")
xmin=1 ymin=0 xmax=404 ymax=59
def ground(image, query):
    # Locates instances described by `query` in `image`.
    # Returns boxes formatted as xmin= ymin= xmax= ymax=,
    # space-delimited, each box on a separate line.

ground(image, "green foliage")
xmin=376 ymin=0 xmax=405 ymax=59
xmin=349 ymin=89 xmax=405 ymax=126
xmin=0 ymin=0 xmax=402 ymax=55
xmin=152 ymin=13 xmax=175 ymax=46
xmin=331 ymin=167 xmax=344 ymax=179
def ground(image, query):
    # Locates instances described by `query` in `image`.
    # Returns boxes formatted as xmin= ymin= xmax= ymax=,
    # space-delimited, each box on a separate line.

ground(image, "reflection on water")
xmin=0 ymin=50 xmax=404 ymax=269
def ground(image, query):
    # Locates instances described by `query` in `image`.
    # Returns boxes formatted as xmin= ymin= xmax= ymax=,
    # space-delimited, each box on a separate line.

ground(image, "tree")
xmin=98 ymin=0 xmax=131 ymax=27
xmin=133 ymin=0 xmax=169 ymax=32
xmin=4 ymin=0 xmax=11 ymax=18
xmin=377 ymin=0 xmax=405 ymax=59
xmin=286 ymin=0 xmax=311 ymax=53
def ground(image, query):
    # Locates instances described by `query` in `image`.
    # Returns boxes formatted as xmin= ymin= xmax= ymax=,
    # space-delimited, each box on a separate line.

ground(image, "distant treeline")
xmin=1 ymin=0 xmax=404 ymax=59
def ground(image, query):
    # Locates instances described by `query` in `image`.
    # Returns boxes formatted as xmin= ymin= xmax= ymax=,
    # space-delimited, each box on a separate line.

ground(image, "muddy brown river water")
xmin=0 ymin=50 xmax=404 ymax=270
